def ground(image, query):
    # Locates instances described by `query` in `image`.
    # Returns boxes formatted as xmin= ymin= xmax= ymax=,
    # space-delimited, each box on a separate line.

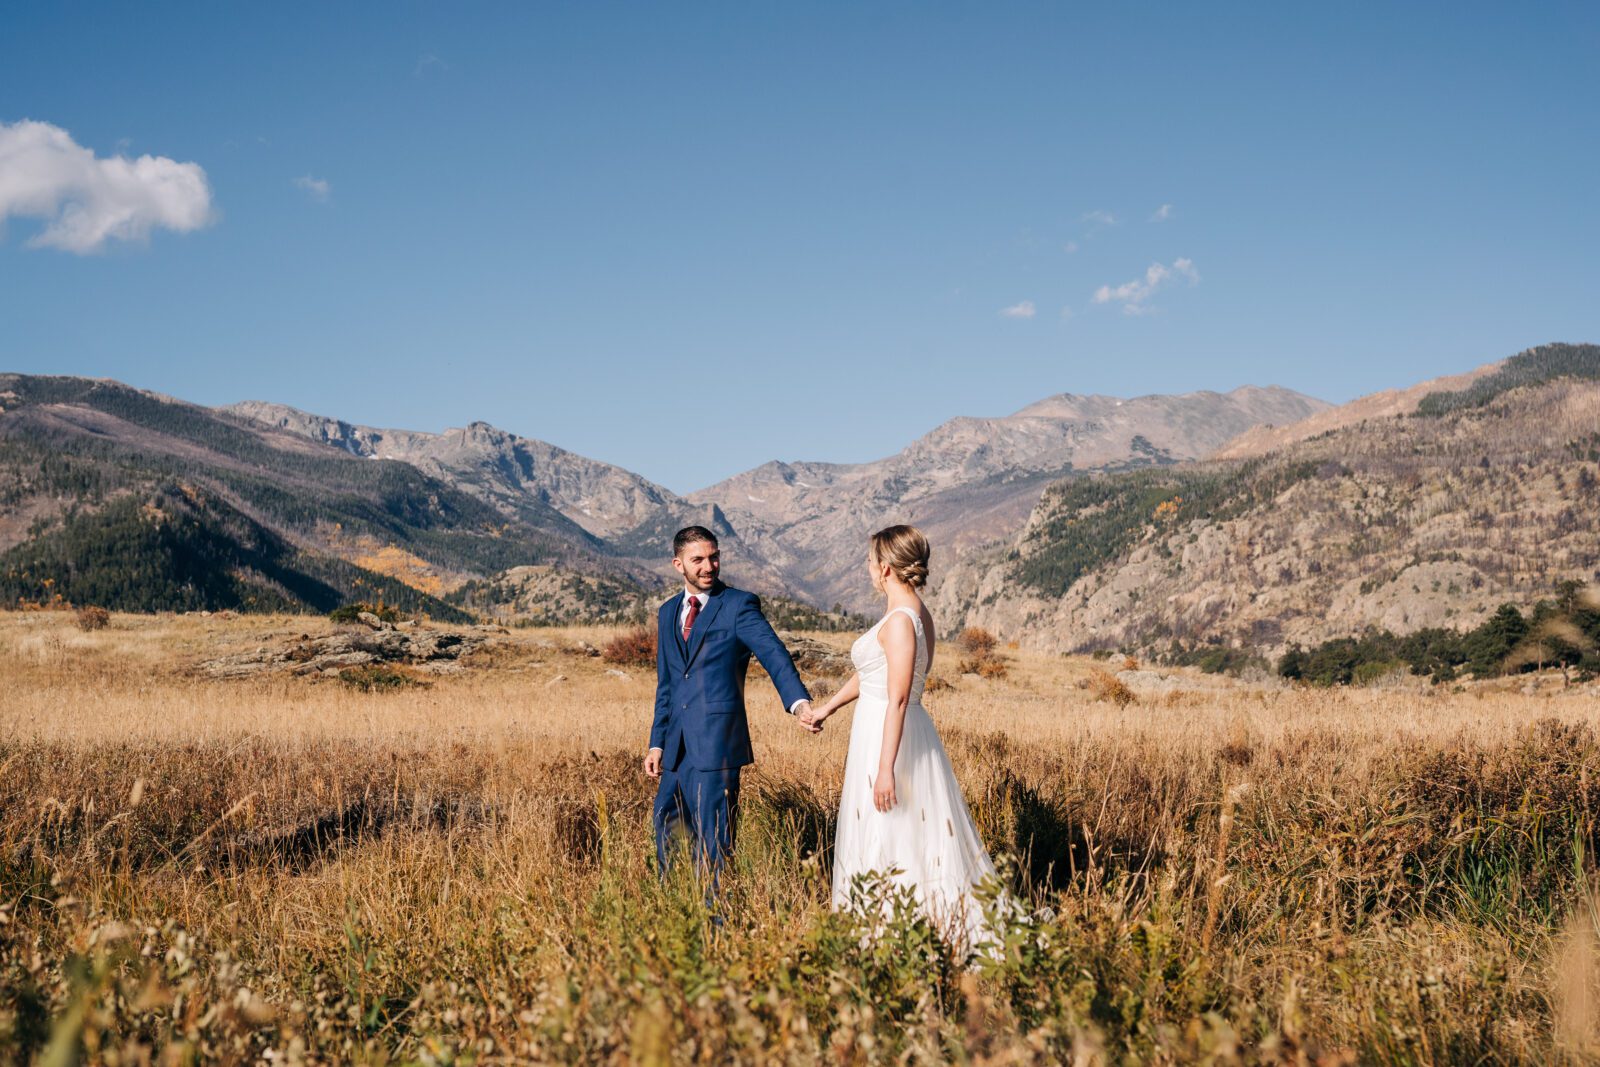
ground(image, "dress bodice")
xmin=852 ymin=605 xmax=930 ymax=703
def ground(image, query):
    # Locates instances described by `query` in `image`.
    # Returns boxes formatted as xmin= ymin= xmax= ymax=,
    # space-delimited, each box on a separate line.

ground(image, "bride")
xmin=802 ymin=525 xmax=1001 ymax=951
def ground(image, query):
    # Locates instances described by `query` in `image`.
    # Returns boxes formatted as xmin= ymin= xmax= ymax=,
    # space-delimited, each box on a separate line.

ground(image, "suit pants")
xmin=653 ymin=764 xmax=741 ymax=877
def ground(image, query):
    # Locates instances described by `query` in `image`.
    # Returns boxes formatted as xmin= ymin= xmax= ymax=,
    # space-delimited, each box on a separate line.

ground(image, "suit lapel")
xmin=685 ymin=585 xmax=725 ymax=668
xmin=667 ymin=593 xmax=688 ymax=663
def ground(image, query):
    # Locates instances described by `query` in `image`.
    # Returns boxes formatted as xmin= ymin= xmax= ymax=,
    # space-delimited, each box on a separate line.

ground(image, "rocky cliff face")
xmin=225 ymin=401 xmax=681 ymax=540
xmin=932 ymin=375 xmax=1600 ymax=656
xmin=691 ymin=386 xmax=1328 ymax=611
xmin=221 ymin=401 xmax=803 ymax=599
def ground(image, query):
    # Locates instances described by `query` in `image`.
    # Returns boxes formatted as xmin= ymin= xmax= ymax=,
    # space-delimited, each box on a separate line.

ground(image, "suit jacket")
xmin=650 ymin=582 xmax=810 ymax=772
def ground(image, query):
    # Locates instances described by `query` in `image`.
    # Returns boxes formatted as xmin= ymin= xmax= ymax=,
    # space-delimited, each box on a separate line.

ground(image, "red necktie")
xmin=683 ymin=595 xmax=700 ymax=641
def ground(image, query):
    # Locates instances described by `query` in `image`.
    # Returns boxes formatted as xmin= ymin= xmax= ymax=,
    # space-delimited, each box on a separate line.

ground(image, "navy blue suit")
xmin=650 ymin=582 xmax=809 ymax=874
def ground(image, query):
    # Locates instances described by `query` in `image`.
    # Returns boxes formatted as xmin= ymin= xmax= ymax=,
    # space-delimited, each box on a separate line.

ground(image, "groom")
xmin=644 ymin=525 xmax=816 ymax=875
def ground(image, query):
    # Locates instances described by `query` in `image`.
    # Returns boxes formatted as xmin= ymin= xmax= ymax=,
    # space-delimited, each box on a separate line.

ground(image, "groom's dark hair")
xmin=673 ymin=525 xmax=719 ymax=556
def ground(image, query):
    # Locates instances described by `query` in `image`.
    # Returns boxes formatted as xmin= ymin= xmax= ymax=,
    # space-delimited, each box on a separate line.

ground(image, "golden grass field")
xmin=4 ymin=609 xmax=1600 ymax=1064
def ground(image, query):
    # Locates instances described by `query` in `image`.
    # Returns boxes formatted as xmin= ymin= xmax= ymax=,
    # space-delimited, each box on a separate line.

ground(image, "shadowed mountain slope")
xmin=0 ymin=376 xmax=637 ymax=616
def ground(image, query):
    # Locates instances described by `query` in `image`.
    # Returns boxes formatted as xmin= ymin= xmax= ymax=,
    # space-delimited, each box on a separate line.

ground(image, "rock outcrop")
xmin=197 ymin=619 xmax=503 ymax=679
xmin=774 ymin=632 xmax=855 ymax=678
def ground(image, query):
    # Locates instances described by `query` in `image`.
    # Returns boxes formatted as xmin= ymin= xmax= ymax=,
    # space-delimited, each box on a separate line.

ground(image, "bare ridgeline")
xmin=2 ymin=345 xmax=1600 ymax=1061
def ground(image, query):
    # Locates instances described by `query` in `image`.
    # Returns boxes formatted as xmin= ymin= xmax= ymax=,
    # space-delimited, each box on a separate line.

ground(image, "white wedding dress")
xmin=830 ymin=605 xmax=1000 ymax=952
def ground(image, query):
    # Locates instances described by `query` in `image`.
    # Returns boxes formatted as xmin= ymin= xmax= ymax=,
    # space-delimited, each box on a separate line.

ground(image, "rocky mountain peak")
xmin=224 ymin=401 xmax=679 ymax=539
xmin=690 ymin=382 xmax=1330 ymax=610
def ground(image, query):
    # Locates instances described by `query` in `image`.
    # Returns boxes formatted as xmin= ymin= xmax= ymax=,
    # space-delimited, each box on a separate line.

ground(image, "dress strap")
xmin=887 ymin=605 xmax=923 ymax=630
xmin=884 ymin=606 xmax=930 ymax=676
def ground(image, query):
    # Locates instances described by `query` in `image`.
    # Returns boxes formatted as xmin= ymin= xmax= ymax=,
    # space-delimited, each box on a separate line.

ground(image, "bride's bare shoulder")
xmin=875 ymin=609 xmax=917 ymax=646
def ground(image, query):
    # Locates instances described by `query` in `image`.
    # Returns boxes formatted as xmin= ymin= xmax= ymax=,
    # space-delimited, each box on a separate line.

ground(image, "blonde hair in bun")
xmin=869 ymin=524 xmax=931 ymax=589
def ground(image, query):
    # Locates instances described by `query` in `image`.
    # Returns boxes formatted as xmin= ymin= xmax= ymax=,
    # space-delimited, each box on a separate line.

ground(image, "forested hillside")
xmin=934 ymin=345 xmax=1600 ymax=663
xmin=0 ymin=484 xmax=472 ymax=620
xmin=1415 ymin=343 xmax=1600 ymax=416
xmin=0 ymin=375 xmax=639 ymax=617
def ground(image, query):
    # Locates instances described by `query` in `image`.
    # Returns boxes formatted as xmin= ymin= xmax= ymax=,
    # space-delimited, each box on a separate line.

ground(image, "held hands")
xmin=794 ymin=700 xmax=825 ymax=734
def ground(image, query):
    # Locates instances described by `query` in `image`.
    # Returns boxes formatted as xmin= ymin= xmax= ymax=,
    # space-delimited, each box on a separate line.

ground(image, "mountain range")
xmin=688 ymin=386 xmax=1326 ymax=609
xmin=4 ymin=342 xmax=1596 ymax=658
xmin=223 ymin=386 xmax=1326 ymax=617
xmin=931 ymin=342 xmax=1600 ymax=657
xmin=0 ymin=375 xmax=605 ymax=620
xmin=0 ymin=372 xmax=1319 ymax=620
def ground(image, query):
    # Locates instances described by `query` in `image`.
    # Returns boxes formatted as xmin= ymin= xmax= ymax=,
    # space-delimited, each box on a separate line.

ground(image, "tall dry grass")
xmin=3 ymin=610 xmax=1600 ymax=1063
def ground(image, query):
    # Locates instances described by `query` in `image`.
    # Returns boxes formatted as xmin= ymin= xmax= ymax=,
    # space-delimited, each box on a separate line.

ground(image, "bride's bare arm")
xmin=813 ymin=672 xmax=861 ymax=721
xmin=874 ymin=613 xmax=917 ymax=811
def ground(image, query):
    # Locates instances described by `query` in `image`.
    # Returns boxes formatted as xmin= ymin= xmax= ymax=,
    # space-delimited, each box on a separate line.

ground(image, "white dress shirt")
xmin=677 ymin=591 xmax=709 ymax=635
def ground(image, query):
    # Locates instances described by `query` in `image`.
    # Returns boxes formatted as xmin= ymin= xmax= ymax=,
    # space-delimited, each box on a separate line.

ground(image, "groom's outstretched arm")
xmin=735 ymin=594 xmax=811 ymax=712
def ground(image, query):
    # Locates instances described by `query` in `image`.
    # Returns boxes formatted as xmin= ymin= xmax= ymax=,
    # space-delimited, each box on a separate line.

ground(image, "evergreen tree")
xmin=1464 ymin=604 xmax=1528 ymax=677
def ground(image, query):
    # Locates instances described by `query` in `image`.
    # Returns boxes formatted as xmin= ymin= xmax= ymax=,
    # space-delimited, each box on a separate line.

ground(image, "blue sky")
xmin=3 ymin=3 xmax=1597 ymax=493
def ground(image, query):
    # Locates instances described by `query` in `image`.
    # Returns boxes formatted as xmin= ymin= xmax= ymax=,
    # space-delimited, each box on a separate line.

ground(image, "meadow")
xmin=3 ymin=610 xmax=1600 ymax=1064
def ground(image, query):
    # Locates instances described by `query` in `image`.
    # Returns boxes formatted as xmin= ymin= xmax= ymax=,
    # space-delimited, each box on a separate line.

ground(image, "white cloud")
xmin=1081 ymin=210 xmax=1117 ymax=228
xmin=414 ymin=52 xmax=450 ymax=77
xmin=1150 ymin=203 xmax=1174 ymax=222
xmin=293 ymin=175 xmax=331 ymax=202
xmin=1000 ymin=300 xmax=1036 ymax=319
xmin=1092 ymin=258 xmax=1199 ymax=314
xmin=0 ymin=119 xmax=213 ymax=254
xmin=1059 ymin=305 xmax=1074 ymax=320
xmin=1063 ymin=240 xmax=1079 ymax=254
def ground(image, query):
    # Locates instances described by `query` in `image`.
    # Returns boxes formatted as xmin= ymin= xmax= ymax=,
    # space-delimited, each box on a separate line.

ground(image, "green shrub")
xmin=1352 ymin=659 xmax=1406 ymax=686
xmin=1278 ymin=594 xmax=1600 ymax=686
xmin=330 ymin=602 xmax=402 ymax=625
xmin=337 ymin=665 xmax=425 ymax=691
xmin=1165 ymin=643 xmax=1262 ymax=677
